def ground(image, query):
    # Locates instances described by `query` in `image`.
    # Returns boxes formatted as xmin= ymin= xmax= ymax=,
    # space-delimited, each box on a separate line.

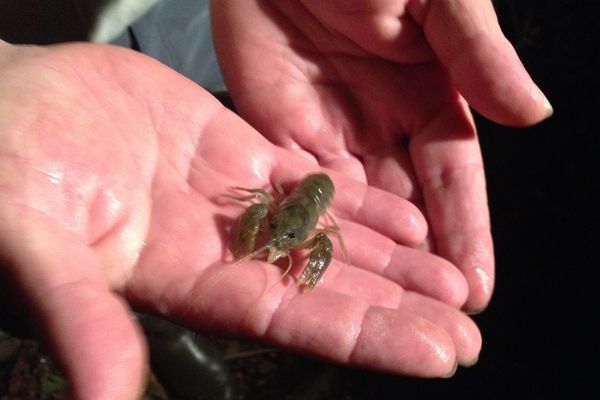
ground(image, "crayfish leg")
xmin=232 ymin=203 xmax=268 ymax=259
xmin=223 ymin=186 xmax=275 ymax=259
xmin=298 ymin=233 xmax=333 ymax=291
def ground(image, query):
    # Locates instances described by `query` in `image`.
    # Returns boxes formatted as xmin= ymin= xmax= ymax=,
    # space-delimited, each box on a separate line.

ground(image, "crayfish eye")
xmin=288 ymin=232 xmax=296 ymax=239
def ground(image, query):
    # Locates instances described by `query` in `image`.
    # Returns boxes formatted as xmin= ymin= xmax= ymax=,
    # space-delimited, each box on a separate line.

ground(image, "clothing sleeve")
xmin=86 ymin=0 xmax=160 ymax=43
xmin=0 ymin=0 xmax=224 ymax=91
xmin=116 ymin=0 xmax=224 ymax=91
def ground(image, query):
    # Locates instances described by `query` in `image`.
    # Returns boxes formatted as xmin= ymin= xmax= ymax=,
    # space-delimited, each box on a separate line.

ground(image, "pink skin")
xmin=211 ymin=0 xmax=553 ymax=313
xmin=0 ymin=41 xmax=480 ymax=399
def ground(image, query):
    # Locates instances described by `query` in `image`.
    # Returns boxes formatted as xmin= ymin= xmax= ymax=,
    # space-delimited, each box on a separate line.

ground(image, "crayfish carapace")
xmin=226 ymin=173 xmax=347 ymax=291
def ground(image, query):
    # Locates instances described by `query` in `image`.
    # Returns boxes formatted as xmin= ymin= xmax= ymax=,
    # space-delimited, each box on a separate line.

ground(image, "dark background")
xmin=1 ymin=0 xmax=598 ymax=399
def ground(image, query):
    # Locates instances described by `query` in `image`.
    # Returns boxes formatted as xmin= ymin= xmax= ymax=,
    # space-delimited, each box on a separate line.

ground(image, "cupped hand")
xmin=0 ymin=41 xmax=479 ymax=399
xmin=211 ymin=0 xmax=554 ymax=312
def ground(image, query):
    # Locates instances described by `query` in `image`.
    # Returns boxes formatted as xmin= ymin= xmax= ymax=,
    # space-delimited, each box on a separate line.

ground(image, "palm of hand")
xmin=0 ymin=42 xmax=479 ymax=398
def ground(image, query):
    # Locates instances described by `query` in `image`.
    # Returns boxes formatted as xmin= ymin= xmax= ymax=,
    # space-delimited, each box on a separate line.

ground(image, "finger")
xmin=178 ymin=273 xmax=458 ymax=377
xmin=401 ymin=291 xmax=481 ymax=366
xmin=318 ymin=261 xmax=403 ymax=307
xmin=333 ymin=174 xmax=428 ymax=246
xmin=236 ymin=259 xmax=406 ymax=309
xmin=135 ymin=241 xmax=469 ymax=378
xmin=298 ymin=0 xmax=434 ymax=62
xmin=410 ymin=0 xmax=553 ymax=126
xmin=411 ymin=103 xmax=495 ymax=312
xmin=273 ymin=166 xmax=429 ymax=246
xmin=333 ymin=219 xmax=468 ymax=308
xmin=195 ymin=124 xmax=428 ymax=248
xmin=0 ymin=214 xmax=146 ymax=400
xmin=270 ymin=292 xmax=457 ymax=377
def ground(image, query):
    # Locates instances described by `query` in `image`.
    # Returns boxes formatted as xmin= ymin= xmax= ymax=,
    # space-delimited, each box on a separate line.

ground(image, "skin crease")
xmin=210 ymin=0 xmax=553 ymax=314
xmin=0 ymin=40 xmax=482 ymax=399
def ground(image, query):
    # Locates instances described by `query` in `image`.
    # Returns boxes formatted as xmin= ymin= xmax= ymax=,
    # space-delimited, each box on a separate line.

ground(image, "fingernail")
xmin=542 ymin=95 xmax=554 ymax=118
xmin=443 ymin=361 xmax=459 ymax=378
xmin=465 ymin=305 xmax=488 ymax=315
xmin=532 ymin=85 xmax=554 ymax=119
xmin=464 ymin=355 xmax=479 ymax=367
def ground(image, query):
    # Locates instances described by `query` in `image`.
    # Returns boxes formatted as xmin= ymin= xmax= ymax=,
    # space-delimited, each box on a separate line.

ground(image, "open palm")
xmin=0 ymin=42 xmax=479 ymax=399
xmin=211 ymin=0 xmax=553 ymax=313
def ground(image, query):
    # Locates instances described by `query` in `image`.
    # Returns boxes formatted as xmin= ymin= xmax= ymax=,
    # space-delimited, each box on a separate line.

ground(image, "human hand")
xmin=0 ymin=41 xmax=479 ymax=399
xmin=211 ymin=0 xmax=554 ymax=312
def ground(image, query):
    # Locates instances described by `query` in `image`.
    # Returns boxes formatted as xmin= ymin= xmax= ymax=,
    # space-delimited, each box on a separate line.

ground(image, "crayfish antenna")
xmin=223 ymin=187 xmax=275 ymax=205
xmin=199 ymin=243 xmax=271 ymax=296
xmin=321 ymin=211 xmax=350 ymax=266
xmin=233 ymin=243 xmax=270 ymax=265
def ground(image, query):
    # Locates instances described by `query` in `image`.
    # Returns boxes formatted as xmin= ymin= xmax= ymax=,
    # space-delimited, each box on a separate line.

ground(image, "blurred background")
xmin=1 ymin=0 xmax=598 ymax=398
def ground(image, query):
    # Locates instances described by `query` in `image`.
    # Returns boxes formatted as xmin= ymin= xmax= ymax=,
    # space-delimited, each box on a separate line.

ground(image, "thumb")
xmin=414 ymin=0 xmax=553 ymax=126
xmin=0 ymin=212 xmax=147 ymax=400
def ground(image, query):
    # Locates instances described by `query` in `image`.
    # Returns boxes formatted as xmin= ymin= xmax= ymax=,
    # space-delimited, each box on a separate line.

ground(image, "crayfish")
xmin=227 ymin=173 xmax=346 ymax=291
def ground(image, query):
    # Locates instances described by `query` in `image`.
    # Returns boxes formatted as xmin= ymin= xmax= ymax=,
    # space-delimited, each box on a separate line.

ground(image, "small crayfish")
xmin=227 ymin=173 xmax=346 ymax=291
